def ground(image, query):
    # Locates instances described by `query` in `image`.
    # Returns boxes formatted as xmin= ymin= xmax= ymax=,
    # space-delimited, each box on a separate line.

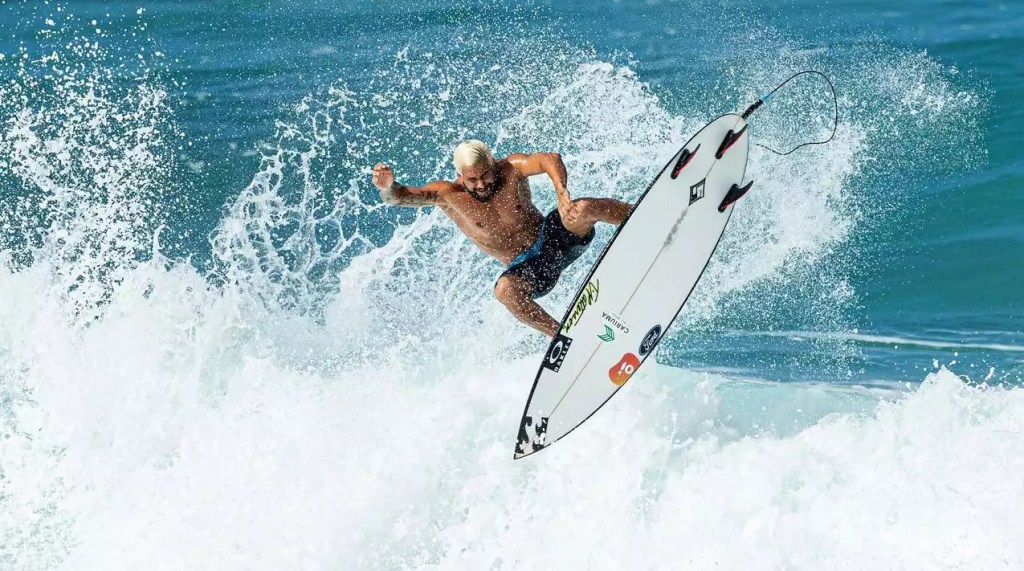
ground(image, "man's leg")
xmin=494 ymin=274 xmax=559 ymax=338
xmin=559 ymin=197 xmax=632 ymax=237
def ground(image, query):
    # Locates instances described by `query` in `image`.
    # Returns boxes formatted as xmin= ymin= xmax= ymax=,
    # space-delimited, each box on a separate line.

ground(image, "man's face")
xmin=460 ymin=163 xmax=496 ymax=192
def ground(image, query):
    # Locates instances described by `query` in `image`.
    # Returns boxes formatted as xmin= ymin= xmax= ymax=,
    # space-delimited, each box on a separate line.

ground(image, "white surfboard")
xmin=514 ymin=114 xmax=751 ymax=459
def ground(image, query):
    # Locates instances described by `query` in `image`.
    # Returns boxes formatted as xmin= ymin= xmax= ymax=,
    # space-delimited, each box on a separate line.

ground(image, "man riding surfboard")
xmin=372 ymin=140 xmax=632 ymax=338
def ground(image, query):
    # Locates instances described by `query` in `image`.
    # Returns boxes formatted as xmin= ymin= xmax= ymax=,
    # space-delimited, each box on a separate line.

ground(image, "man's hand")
xmin=558 ymin=195 xmax=583 ymax=228
xmin=372 ymin=163 xmax=448 ymax=207
xmin=556 ymin=185 xmax=573 ymax=216
xmin=372 ymin=163 xmax=395 ymax=191
xmin=558 ymin=181 xmax=573 ymax=199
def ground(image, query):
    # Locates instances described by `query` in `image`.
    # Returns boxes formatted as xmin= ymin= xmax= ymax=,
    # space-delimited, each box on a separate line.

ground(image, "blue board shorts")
xmin=498 ymin=209 xmax=595 ymax=299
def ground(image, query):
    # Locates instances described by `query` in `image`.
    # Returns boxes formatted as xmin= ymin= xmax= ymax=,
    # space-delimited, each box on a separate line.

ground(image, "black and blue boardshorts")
xmin=498 ymin=209 xmax=595 ymax=299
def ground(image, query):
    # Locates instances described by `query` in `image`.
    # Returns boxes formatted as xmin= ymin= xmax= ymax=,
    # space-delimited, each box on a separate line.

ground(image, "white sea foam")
xmin=3 ymin=260 xmax=1023 ymax=569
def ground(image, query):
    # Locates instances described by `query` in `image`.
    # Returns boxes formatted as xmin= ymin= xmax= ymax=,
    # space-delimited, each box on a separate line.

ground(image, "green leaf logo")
xmin=597 ymin=325 xmax=615 ymax=343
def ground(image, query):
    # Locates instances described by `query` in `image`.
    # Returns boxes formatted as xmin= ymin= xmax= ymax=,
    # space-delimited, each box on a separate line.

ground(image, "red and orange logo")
xmin=609 ymin=353 xmax=640 ymax=386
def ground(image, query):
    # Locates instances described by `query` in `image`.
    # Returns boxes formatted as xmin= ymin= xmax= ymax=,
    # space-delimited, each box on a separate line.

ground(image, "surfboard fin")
xmin=715 ymin=125 xmax=748 ymax=159
xmin=718 ymin=180 xmax=753 ymax=212
xmin=670 ymin=144 xmax=699 ymax=179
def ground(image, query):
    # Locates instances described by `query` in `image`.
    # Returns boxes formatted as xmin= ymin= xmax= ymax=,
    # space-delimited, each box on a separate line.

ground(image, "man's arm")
xmin=372 ymin=163 xmax=449 ymax=208
xmin=506 ymin=152 xmax=571 ymax=206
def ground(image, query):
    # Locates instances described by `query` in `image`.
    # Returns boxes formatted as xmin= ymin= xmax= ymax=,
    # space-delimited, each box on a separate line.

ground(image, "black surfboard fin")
xmin=718 ymin=180 xmax=753 ymax=212
xmin=715 ymin=124 xmax=748 ymax=159
xmin=670 ymin=144 xmax=700 ymax=179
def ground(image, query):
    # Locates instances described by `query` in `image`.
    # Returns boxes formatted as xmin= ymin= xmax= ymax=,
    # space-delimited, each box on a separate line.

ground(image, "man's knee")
xmin=493 ymin=276 xmax=512 ymax=302
xmin=573 ymin=197 xmax=629 ymax=226
xmin=494 ymin=275 xmax=528 ymax=306
xmin=572 ymin=198 xmax=596 ymax=216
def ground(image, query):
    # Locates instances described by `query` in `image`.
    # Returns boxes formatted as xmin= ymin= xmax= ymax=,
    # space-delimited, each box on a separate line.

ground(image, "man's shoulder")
xmin=501 ymin=155 xmax=533 ymax=177
xmin=504 ymin=152 xmax=560 ymax=174
xmin=425 ymin=180 xmax=461 ymax=193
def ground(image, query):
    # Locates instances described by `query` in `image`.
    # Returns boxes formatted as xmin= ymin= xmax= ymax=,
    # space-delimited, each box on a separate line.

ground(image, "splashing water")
xmin=0 ymin=33 xmax=178 ymax=324
xmin=1 ymin=4 xmax=1015 ymax=570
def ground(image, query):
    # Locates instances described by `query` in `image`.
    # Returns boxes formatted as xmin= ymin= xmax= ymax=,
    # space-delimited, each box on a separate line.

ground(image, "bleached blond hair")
xmin=453 ymin=140 xmax=495 ymax=173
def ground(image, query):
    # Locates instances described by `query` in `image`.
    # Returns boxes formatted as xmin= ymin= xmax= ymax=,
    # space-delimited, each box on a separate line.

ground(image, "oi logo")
xmin=609 ymin=353 xmax=640 ymax=386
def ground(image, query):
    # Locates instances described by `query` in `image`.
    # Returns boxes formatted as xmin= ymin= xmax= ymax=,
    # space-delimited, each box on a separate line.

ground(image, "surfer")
xmin=372 ymin=140 xmax=632 ymax=338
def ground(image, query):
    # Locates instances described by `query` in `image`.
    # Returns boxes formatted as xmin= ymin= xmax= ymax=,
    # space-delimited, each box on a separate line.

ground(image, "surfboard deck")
xmin=514 ymin=114 xmax=750 ymax=459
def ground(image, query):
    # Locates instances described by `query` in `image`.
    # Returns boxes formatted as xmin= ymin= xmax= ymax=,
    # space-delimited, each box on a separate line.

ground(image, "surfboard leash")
xmin=740 ymin=70 xmax=839 ymax=156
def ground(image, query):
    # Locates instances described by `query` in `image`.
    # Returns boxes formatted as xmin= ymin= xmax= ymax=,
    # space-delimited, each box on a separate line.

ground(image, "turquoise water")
xmin=2 ymin=1 xmax=1023 ymax=569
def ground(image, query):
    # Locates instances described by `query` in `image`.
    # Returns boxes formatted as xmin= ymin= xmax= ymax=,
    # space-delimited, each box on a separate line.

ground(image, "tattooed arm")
xmin=372 ymin=163 xmax=450 ymax=207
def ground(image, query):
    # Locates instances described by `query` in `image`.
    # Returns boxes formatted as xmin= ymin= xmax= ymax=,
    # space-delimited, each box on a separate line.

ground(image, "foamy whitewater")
xmin=2 ymin=2 xmax=1023 ymax=570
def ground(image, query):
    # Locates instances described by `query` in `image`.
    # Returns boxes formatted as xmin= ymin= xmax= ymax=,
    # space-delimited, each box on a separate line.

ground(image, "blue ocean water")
xmin=2 ymin=1 xmax=1023 ymax=569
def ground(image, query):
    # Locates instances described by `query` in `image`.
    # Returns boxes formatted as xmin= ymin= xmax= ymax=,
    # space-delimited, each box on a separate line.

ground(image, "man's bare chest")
xmin=449 ymin=181 xmax=534 ymax=230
